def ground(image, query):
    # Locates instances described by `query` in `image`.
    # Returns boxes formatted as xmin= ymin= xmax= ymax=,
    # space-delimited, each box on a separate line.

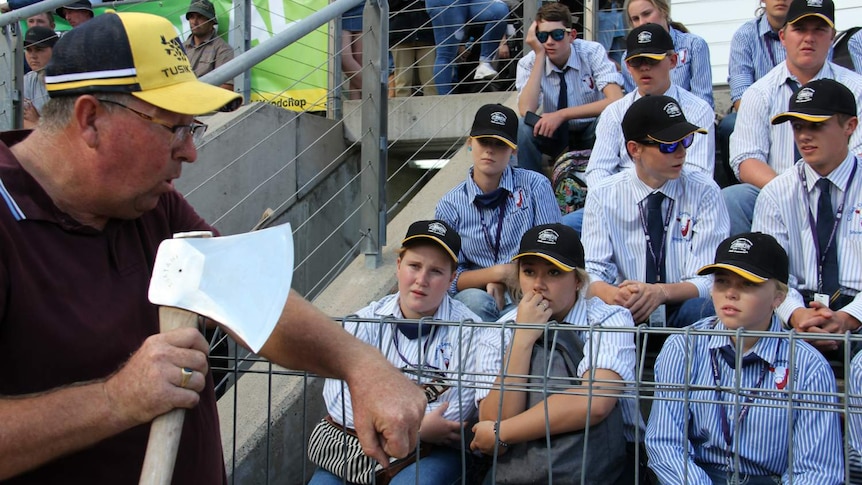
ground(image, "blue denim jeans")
xmin=561 ymin=208 xmax=584 ymax=236
xmin=516 ymin=116 xmax=598 ymax=173
xmin=308 ymin=447 xmax=464 ymax=485
xmin=425 ymin=0 xmax=508 ymax=94
xmin=721 ymin=183 xmax=759 ymax=236
xmin=667 ymin=297 xmax=716 ymax=328
xmin=454 ymin=288 xmax=514 ymax=322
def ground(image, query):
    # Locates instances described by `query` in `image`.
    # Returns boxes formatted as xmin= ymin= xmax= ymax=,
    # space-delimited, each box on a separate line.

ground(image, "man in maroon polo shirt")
xmin=0 ymin=12 xmax=425 ymax=483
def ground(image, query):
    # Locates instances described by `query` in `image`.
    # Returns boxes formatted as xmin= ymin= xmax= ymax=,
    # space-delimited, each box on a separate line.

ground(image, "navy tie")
xmin=556 ymin=69 xmax=570 ymax=153
xmin=816 ymin=178 xmax=840 ymax=300
xmin=717 ymin=345 xmax=763 ymax=369
xmin=786 ymin=78 xmax=802 ymax=163
xmin=645 ymin=192 xmax=666 ymax=284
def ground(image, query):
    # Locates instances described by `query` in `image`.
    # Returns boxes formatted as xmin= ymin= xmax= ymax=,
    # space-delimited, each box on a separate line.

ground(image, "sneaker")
xmin=474 ymin=61 xmax=498 ymax=80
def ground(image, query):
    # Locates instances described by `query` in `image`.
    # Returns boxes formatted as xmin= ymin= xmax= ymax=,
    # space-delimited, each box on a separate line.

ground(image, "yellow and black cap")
xmin=45 ymin=12 xmax=240 ymax=115
xmin=402 ymin=220 xmax=461 ymax=264
xmin=786 ymin=0 xmax=834 ymax=28
xmin=513 ymin=223 xmax=584 ymax=272
xmin=470 ymin=103 xmax=518 ymax=150
xmin=625 ymin=23 xmax=674 ymax=62
xmin=698 ymin=232 xmax=789 ymax=284
xmin=622 ymin=95 xmax=707 ymax=143
xmin=771 ymin=79 xmax=856 ymax=125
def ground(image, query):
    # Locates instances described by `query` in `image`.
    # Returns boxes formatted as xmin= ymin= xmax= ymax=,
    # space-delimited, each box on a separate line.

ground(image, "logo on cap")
xmin=637 ymin=31 xmax=653 ymax=44
xmin=795 ymin=87 xmax=815 ymax=103
xmin=490 ymin=111 xmax=507 ymax=126
xmin=728 ymin=237 xmax=753 ymax=254
xmin=536 ymin=229 xmax=559 ymax=245
xmin=428 ymin=221 xmax=447 ymax=237
xmin=663 ymin=102 xmax=682 ymax=118
xmin=807 ymin=0 xmax=823 ymax=7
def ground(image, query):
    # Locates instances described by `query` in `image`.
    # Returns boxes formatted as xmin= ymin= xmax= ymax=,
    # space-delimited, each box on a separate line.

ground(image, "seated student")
xmin=585 ymin=22 xmax=715 ymax=187
xmin=646 ymin=232 xmax=844 ymax=484
xmin=584 ymin=95 xmax=728 ymax=328
xmin=436 ymin=104 xmax=561 ymax=322
xmin=515 ymin=2 xmax=624 ymax=174
xmin=724 ymin=0 xmax=862 ymax=236
xmin=752 ymin=79 xmax=862 ymax=353
xmin=717 ymin=0 xmax=788 ymax=186
xmin=849 ymin=351 xmax=862 ymax=482
xmin=623 ymin=0 xmax=714 ymax=109
xmin=308 ymin=220 xmax=485 ymax=485
xmin=470 ymin=223 xmax=638 ymax=484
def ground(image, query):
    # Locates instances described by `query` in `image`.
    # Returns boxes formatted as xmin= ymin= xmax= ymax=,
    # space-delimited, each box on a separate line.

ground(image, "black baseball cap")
xmin=771 ymin=79 xmax=857 ymax=125
xmin=24 ymin=27 xmax=59 ymax=48
xmin=698 ymin=232 xmax=789 ymax=284
xmin=470 ymin=103 xmax=518 ymax=150
xmin=625 ymin=23 xmax=674 ymax=62
xmin=56 ymin=0 xmax=93 ymax=17
xmin=402 ymin=220 xmax=461 ymax=264
xmin=622 ymin=95 xmax=707 ymax=143
xmin=513 ymin=223 xmax=584 ymax=272
xmin=786 ymin=0 xmax=834 ymax=28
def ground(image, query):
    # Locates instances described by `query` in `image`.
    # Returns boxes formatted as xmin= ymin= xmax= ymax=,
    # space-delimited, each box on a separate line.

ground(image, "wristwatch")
xmin=493 ymin=422 xmax=510 ymax=449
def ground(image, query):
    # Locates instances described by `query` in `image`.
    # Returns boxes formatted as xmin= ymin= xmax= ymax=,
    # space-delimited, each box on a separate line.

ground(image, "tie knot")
xmin=647 ymin=192 xmax=664 ymax=210
xmin=816 ymin=178 xmax=831 ymax=193
xmin=718 ymin=345 xmax=763 ymax=369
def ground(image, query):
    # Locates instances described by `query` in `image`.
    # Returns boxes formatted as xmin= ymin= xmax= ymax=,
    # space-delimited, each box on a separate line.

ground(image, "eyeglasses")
xmin=640 ymin=133 xmax=695 ymax=153
xmin=536 ymin=28 xmax=571 ymax=43
xmin=626 ymin=56 xmax=663 ymax=68
xmin=474 ymin=137 xmax=510 ymax=148
xmin=97 ymin=99 xmax=207 ymax=146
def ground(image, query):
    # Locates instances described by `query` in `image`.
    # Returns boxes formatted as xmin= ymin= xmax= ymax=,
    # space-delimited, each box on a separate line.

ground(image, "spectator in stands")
xmin=849 ymin=351 xmax=862 ymax=482
xmin=584 ymin=95 xmax=728 ymax=328
xmin=516 ymin=2 xmax=624 ymax=174
xmin=647 ymin=232 xmax=843 ymax=484
xmin=309 ymin=220 xmax=487 ymax=485
xmin=0 ymin=12 xmax=426 ymax=482
xmin=471 ymin=223 xmax=638 ymax=484
xmin=751 ymin=79 xmax=862 ymax=352
xmin=340 ymin=4 xmax=363 ymax=100
xmin=21 ymin=26 xmax=58 ymax=129
xmin=623 ymin=0 xmax=714 ymax=108
xmin=849 ymin=29 xmax=862 ymax=74
xmin=26 ymin=12 xmax=55 ymax=30
xmin=717 ymin=0 xmax=789 ymax=187
xmin=725 ymin=0 xmax=862 ymax=236
xmin=0 ymin=0 xmax=37 ymax=12
xmin=425 ymin=0 xmax=508 ymax=93
xmin=598 ymin=0 xmax=626 ymax=67
xmin=184 ymin=0 xmax=234 ymax=92
xmin=56 ymin=0 xmax=93 ymax=28
xmin=390 ymin=0 xmax=437 ymax=97
xmin=435 ymin=104 xmax=560 ymax=322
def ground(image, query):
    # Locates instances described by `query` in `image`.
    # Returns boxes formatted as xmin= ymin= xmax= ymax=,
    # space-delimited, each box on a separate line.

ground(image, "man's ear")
xmin=73 ymin=95 xmax=102 ymax=148
xmin=625 ymin=140 xmax=641 ymax=160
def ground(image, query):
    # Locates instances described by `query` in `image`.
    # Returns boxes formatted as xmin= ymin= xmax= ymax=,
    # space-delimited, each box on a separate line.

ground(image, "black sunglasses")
xmin=536 ymin=28 xmax=571 ymax=43
xmin=640 ymin=133 xmax=694 ymax=154
xmin=627 ymin=56 xmax=663 ymax=68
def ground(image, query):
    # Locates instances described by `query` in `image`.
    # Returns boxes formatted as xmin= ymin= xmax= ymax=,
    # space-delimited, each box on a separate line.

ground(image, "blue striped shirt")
xmin=727 ymin=16 xmax=787 ymax=103
xmin=850 ymin=29 xmax=862 ymax=74
xmin=729 ymin=62 xmax=862 ymax=180
xmin=475 ymin=296 xmax=644 ymax=442
xmin=322 ymin=293 xmax=488 ymax=428
xmin=435 ymin=166 xmax=561 ymax=294
xmin=585 ymin=84 xmax=715 ymax=186
xmin=623 ymin=26 xmax=714 ymax=108
xmin=583 ymin=169 xmax=729 ymax=298
xmin=516 ymin=39 xmax=624 ymax=131
xmin=752 ymin=155 xmax=862 ymax=325
xmin=849 ymin=351 xmax=862 ymax=482
xmin=646 ymin=316 xmax=844 ymax=484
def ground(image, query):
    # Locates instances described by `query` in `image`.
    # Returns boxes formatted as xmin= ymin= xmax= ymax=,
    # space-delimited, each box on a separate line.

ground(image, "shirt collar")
xmin=707 ymin=315 xmax=783 ymax=366
xmin=544 ymin=41 xmax=582 ymax=76
xmin=801 ymin=153 xmax=858 ymax=193
xmin=758 ymin=15 xmax=780 ymax=39
xmin=560 ymin=298 xmax=587 ymax=325
xmin=627 ymin=169 xmax=682 ymax=202
xmin=466 ymin=165 xmax=515 ymax=199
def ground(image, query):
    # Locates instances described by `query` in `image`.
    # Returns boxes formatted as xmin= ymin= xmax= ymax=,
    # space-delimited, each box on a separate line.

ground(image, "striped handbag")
xmin=307 ymin=417 xmax=382 ymax=484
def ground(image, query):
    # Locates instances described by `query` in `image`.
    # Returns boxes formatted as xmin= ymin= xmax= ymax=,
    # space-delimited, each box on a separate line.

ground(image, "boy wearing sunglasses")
xmin=585 ymin=23 xmax=714 ymax=188
xmin=583 ymin=95 xmax=729 ymax=328
xmin=515 ymin=2 xmax=624 ymax=174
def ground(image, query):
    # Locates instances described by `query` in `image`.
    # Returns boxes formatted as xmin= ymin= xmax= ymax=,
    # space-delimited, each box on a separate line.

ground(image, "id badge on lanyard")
xmin=649 ymin=305 xmax=667 ymax=327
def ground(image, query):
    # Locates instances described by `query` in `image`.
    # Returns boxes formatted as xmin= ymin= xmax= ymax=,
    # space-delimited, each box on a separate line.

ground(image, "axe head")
xmin=148 ymin=223 xmax=294 ymax=353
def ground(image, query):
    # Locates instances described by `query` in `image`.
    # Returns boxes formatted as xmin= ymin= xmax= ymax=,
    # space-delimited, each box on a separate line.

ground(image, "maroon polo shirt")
xmin=0 ymin=132 xmax=227 ymax=484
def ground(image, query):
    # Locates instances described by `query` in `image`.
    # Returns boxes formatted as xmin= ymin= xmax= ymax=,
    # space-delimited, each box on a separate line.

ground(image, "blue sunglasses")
xmin=536 ymin=28 xmax=571 ymax=43
xmin=640 ymin=133 xmax=695 ymax=154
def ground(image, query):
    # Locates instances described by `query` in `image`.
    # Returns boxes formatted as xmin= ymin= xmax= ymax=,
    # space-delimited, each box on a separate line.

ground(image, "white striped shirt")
xmin=584 ymin=84 xmax=715 ymax=186
xmin=850 ymin=29 xmax=862 ymax=74
xmin=646 ymin=316 xmax=843 ymax=484
xmin=322 ymin=293 xmax=488 ymax=428
xmin=622 ymin=26 xmax=714 ymax=108
xmin=727 ymin=16 xmax=787 ymax=103
xmin=752 ymin=155 xmax=862 ymax=325
xmin=729 ymin=62 xmax=862 ymax=180
xmin=435 ymin=166 xmax=561 ymax=294
xmin=849 ymin=351 xmax=862 ymax=482
xmin=516 ymin=39 xmax=624 ymax=131
xmin=475 ymin=297 xmax=643 ymax=442
xmin=583 ymin=169 xmax=729 ymax=298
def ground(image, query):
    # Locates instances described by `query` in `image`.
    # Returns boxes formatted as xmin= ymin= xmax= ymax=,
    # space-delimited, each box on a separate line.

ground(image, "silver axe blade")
xmin=139 ymin=222 xmax=294 ymax=485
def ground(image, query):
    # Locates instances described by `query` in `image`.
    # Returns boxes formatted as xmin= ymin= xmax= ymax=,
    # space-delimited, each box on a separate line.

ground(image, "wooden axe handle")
xmin=139 ymin=306 xmax=200 ymax=485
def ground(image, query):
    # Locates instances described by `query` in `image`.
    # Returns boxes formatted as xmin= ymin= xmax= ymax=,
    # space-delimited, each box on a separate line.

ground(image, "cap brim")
xmin=132 ymin=81 xmax=241 ymax=116
xmin=401 ymin=235 xmax=458 ymax=263
xmin=512 ymin=252 xmax=576 ymax=272
xmin=789 ymin=13 xmax=834 ymax=28
xmin=647 ymin=125 xmax=707 ymax=144
xmin=697 ymin=263 xmax=768 ymax=283
xmin=625 ymin=52 xmax=667 ymax=62
xmin=771 ymin=111 xmax=832 ymax=125
xmin=471 ymin=134 xmax=517 ymax=150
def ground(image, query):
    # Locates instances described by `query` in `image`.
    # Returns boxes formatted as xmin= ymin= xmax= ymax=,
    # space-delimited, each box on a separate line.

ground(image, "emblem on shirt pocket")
xmin=582 ymin=75 xmax=595 ymax=90
xmin=770 ymin=365 xmax=789 ymax=390
xmin=849 ymin=202 xmax=862 ymax=235
xmin=674 ymin=211 xmax=693 ymax=240
xmin=677 ymin=48 xmax=688 ymax=65
xmin=513 ymin=187 xmax=528 ymax=210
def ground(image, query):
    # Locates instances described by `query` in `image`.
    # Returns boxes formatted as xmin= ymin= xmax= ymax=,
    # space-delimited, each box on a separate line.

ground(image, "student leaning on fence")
xmin=646 ymin=232 xmax=843 ymax=485
xmin=470 ymin=223 xmax=639 ymax=485
xmin=308 ymin=220 xmax=495 ymax=485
